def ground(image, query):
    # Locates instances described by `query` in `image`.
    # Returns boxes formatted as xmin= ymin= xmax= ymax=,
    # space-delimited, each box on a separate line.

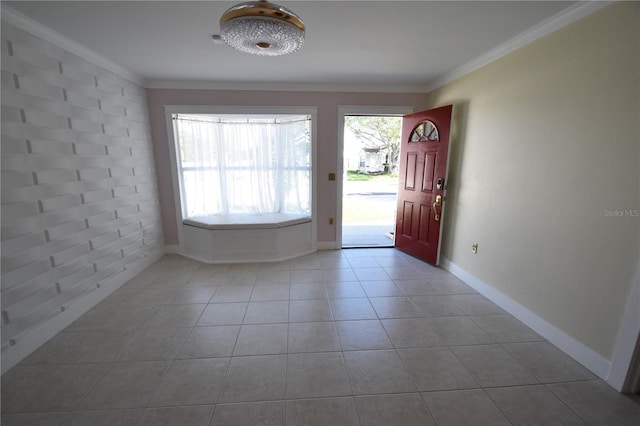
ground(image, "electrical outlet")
xmin=329 ymin=217 xmax=334 ymax=225
xmin=471 ymin=243 xmax=478 ymax=254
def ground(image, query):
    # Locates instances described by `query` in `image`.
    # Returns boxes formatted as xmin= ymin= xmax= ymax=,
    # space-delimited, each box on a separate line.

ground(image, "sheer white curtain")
xmin=173 ymin=114 xmax=311 ymax=220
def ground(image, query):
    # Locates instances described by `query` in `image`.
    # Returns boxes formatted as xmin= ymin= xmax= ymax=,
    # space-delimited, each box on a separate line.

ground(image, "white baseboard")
xmin=166 ymin=243 xmax=319 ymax=264
xmin=440 ymin=257 xmax=612 ymax=381
xmin=184 ymin=248 xmax=317 ymax=264
xmin=606 ymin=261 xmax=640 ymax=392
xmin=1 ymin=249 xmax=165 ymax=374
xmin=316 ymin=241 xmax=339 ymax=250
xmin=164 ymin=244 xmax=183 ymax=255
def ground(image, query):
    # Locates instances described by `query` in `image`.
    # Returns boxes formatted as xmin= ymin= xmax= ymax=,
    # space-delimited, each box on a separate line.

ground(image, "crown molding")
xmin=1 ymin=4 xmax=145 ymax=86
xmin=1 ymin=1 xmax=612 ymax=94
xmin=423 ymin=0 xmax=613 ymax=93
xmin=145 ymin=79 xmax=426 ymax=94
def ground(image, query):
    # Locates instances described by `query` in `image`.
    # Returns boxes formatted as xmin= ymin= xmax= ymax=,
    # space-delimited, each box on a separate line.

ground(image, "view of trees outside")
xmin=342 ymin=116 xmax=401 ymax=246
xmin=344 ymin=116 xmax=402 ymax=174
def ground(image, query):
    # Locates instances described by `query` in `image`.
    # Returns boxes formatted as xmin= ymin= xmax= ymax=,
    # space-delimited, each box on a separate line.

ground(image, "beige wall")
xmin=426 ymin=2 xmax=639 ymax=359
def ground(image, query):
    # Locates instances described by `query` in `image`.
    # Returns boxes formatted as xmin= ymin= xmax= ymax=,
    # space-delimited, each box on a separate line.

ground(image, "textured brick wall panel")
xmin=1 ymin=22 xmax=164 ymax=352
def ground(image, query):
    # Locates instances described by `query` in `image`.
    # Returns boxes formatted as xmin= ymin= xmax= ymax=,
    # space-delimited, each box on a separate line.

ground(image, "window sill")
xmin=183 ymin=213 xmax=311 ymax=230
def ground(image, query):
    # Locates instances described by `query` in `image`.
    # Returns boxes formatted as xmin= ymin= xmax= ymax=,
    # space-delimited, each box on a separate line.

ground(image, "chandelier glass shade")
xmin=219 ymin=1 xmax=305 ymax=56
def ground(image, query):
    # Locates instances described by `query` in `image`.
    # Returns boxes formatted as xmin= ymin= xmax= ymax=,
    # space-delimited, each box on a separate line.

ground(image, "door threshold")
xmin=342 ymin=245 xmax=394 ymax=249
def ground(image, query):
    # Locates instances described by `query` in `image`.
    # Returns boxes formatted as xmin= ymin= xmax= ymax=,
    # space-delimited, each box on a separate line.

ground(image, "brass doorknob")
xmin=433 ymin=195 xmax=442 ymax=221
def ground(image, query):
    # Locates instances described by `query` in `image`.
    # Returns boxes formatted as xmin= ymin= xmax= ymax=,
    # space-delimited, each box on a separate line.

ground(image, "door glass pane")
xmin=410 ymin=120 xmax=439 ymax=142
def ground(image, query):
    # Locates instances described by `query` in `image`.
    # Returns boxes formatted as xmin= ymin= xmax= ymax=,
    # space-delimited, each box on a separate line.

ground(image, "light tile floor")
xmin=2 ymin=249 xmax=640 ymax=425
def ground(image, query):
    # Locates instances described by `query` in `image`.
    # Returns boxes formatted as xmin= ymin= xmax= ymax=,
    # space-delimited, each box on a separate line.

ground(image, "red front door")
xmin=394 ymin=105 xmax=453 ymax=265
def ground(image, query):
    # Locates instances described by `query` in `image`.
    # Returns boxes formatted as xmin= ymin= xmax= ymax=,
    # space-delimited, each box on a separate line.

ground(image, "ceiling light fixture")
xmin=219 ymin=0 xmax=305 ymax=56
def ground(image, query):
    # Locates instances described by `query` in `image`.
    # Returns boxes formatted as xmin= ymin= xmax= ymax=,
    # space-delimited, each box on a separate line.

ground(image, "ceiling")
xmin=4 ymin=1 xmax=576 ymax=91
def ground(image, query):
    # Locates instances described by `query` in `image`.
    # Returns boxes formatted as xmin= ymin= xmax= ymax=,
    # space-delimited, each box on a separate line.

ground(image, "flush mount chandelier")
xmin=219 ymin=0 xmax=305 ymax=56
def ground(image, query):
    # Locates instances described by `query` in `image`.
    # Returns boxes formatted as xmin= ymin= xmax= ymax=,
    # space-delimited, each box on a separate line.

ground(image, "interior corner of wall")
xmin=606 ymin=260 xmax=640 ymax=391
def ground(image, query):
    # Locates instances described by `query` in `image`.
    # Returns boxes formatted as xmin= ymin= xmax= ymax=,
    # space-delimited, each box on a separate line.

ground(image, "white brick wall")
xmin=1 ymin=21 xmax=164 ymax=367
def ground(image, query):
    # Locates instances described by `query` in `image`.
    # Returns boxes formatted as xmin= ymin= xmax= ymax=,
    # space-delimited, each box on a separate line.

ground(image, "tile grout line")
xmin=473 ymin=388 xmax=516 ymax=426
xmin=343 ymin=263 xmax=363 ymax=426
xmin=7 ymin=250 xmax=634 ymax=424
xmin=417 ymin=392 xmax=441 ymax=426
xmin=542 ymin=381 xmax=596 ymax=425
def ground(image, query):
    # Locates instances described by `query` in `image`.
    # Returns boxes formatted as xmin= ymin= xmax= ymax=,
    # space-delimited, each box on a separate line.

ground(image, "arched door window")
xmin=409 ymin=120 xmax=439 ymax=142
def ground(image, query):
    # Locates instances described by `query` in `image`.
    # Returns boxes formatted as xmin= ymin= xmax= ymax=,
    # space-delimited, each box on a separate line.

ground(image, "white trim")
xmin=1 ymin=248 xmax=165 ymax=374
xmin=164 ymin=105 xmax=319 ymax=116
xmin=1 ymin=4 xmax=144 ymax=86
xmin=317 ymin=241 xmax=339 ymax=250
xmin=424 ymin=1 xmax=613 ymax=92
xmin=435 ymin=105 xmax=455 ymax=266
xmin=2 ymin=1 xmax=609 ymax=94
xmin=164 ymin=241 xmax=328 ymax=263
xmin=440 ymin=257 xmax=612 ymax=380
xmin=336 ymin=106 xmax=414 ymax=249
xmin=183 ymin=248 xmax=317 ymax=265
xmin=146 ymin=79 xmax=425 ymax=94
xmin=164 ymin=108 xmax=187 ymax=253
xmin=164 ymin=244 xmax=183 ymax=255
xmin=184 ymin=214 xmax=311 ymax=230
xmin=607 ymin=261 xmax=640 ymax=391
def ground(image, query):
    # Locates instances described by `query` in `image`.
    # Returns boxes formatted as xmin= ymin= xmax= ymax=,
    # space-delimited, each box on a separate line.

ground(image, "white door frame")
xmin=607 ymin=261 xmax=640 ymax=392
xmin=336 ymin=106 xmax=414 ymax=249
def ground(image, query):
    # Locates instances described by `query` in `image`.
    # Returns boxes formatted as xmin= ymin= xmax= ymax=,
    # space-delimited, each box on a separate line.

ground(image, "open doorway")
xmin=341 ymin=115 xmax=402 ymax=248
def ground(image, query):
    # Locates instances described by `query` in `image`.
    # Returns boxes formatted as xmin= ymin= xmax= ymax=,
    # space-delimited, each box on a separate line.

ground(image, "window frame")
xmin=164 ymin=105 xmax=318 ymax=248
